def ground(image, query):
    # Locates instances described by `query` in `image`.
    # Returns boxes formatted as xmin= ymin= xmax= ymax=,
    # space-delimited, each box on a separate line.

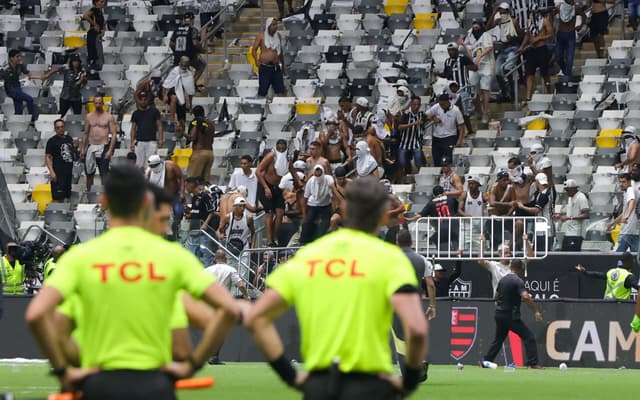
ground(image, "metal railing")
xmin=239 ymin=245 xmax=300 ymax=290
xmin=0 ymin=168 xmax=17 ymax=240
xmin=20 ymin=224 xmax=68 ymax=246
xmin=413 ymin=216 xmax=550 ymax=259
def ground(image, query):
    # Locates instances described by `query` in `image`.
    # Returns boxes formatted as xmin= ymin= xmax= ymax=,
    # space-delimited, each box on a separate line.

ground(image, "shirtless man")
xmin=305 ymin=141 xmax=332 ymax=179
xmin=146 ymin=154 xmax=185 ymax=237
xmin=517 ymin=6 xmax=555 ymax=101
xmin=589 ymin=0 xmax=616 ymax=57
xmin=508 ymin=158 xmax=533 ymax=205
xmin=318 ymin=117 xmax=351 ymax=169
xmin=80 ymin=96 xmax=117 ymax=191
xmin=380 ymin=179 xmax=406 ymax=244
xmin=329 ymin=166 xmax=350 ymax=231
xmin=337 ymin=96 xmax=355 ymax=145
xmin=486 ymin=170 xmax=517 ymax=250
xmin=252 ymin=18 xmax=286 ymax=97
xmin=256 ymin=139 xmax=289 ymax=246
xmin=554 ymin=0 xmax=584 ymax=80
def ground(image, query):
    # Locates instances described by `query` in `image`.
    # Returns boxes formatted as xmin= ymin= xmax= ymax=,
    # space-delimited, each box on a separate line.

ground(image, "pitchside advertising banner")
xmin=2 ymin=297 xmax=640 ymax=368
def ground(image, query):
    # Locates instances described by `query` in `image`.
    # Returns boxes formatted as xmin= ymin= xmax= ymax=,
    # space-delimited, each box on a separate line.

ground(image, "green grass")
xmin=1 ymin=362 xmax=638 ymax=399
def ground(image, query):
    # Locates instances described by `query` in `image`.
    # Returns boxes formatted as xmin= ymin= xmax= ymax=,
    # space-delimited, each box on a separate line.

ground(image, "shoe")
xmin=418 ymin=361 xmax=429 ymax=382
xmin=208 ymin=356 xmax=225 ymax=365
xmin=528 ymin=364 xmax=543 ymax=369
xmin=480 ymin=360 xmax=497 ymax=369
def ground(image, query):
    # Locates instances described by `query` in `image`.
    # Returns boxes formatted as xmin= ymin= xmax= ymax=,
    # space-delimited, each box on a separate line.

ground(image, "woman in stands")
xmin=57 ymin=54 xmax=87 ymax=117
xmin=83 ymin=0 xmax=106 ymax=77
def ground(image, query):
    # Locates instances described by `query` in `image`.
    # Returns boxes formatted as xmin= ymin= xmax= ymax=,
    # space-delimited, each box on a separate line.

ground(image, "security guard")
xmin=26 ymin=165 xmax=241 ymax=399
xmin=575 ymin=252 xmax=639 ymax=300
xmin=1 ymin=242 xmax=24 ymax=295
xmin=43 ymin=245 xmax=68 ymax=280
xmin=244 ymin=177 xmax=428 ymax=399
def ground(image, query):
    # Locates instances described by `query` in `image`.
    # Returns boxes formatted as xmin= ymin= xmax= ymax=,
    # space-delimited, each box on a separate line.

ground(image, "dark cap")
xmin=334 ymin=166 xmax=347 ymax=177
xmin=433 ymin=185 xmax=444 ymax=196
xmin=441 ymin=156 xmax=452 ymax=165
xmin=438 ymin=93 xmax=450 ymax=102
xmin=184 ymin=12 xmax=195 ymax=19
xmin=69 ymin=53 xmax=81 ymax=62
xmin=497 ymin=170 xmax=510 ymax=179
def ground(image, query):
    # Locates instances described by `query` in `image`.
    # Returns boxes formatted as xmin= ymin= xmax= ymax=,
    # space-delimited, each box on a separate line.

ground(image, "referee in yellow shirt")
xmin=26 ymin=165 xmax=241 ymax=399
xmin=245 ymin=177 xmax=428 ymax=399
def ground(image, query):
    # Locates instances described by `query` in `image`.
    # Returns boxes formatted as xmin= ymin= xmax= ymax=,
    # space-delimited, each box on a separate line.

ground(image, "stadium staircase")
xmin=205 ymin=1 xmax=280 ymax=80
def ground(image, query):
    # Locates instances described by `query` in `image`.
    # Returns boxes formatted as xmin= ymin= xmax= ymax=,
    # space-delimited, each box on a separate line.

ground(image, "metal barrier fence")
xmin=414 ymin=216 xmax=550 ymax=260
xmin=0 ymin=167 xmax=17 ymax=240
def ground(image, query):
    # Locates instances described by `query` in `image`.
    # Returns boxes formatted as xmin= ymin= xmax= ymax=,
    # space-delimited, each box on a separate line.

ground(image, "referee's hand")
xmin=378 ymin=373 xmax=405 ymax=395
xmin=60 ymin=367 xmax=100 ymax=391
xmin=163 ymin=361 xmax=194 ymax=379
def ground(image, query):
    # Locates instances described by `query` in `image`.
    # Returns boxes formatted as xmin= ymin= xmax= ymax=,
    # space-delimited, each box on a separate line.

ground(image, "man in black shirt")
xmin=130 ymin=92 xmax=163 ymax=169
xmin=575 ymin=252 xmax=639 ymax=300
xmin=45 ymin=119 xmax=75 ymax=202
xmin=3 ymin=49 xmax=51 ymax=119
xmin=185 ymin=176 xmax=216 ymax=266
xmin=170 ymin=12 xmax=205 ymax=82
xmin=482 ymin=260 xmax=543 ymax=369
xmin=433 ymin=262 xmax=462 ymax=297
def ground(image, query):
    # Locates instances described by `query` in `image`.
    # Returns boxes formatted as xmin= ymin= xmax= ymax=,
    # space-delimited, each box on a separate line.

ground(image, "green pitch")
xmin=1 ymin=362 xmax=638 ymax=400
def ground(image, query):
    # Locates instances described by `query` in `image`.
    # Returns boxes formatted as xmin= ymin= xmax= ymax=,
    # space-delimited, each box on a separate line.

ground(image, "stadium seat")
xmin=236 ymin=80 xmax=260 ymax=98
xmin=592 ymin=166 xmax=617 ymax=186
xmin=25 ymin=18 xmax=49 ymax=42
xmin=139 ymin=31 xmax=166 ymax=47
xmin=228 ymin=64 xmax=254 ymax=82
xmin=31 ymin=183 xmax=52 ymax=214
xmin=240 ymin=99 xmax=267 ymax=115
xmin=14 ymin=202 xmax=38 ymax=224
xmin=0 ymin=148 xmax=19 ymax=164
xmin=469 ymin=148 xmax=492 ymax=167
xmin=217 ymin=96 xmax=241 ymax=117
xmin=3 ymin=165 xmax=24 ymax=184
xmin=7 ymin=115 xmax=32 ymax=136
xmin=171 ymin=148 xmax=193 ymax=170
xmin=24 ymin=148 xmax=45 ymax=168
xmin=45 ymin=203 xmax=73 ymax=225
xmin=595 ymin=129 xmax=621 ymax=148
xmin=590 ymin=184 xmax=617 ymax=206
xmin=268 ymin=97 xmax=295 ymax=115
xmin=295 ymin=97 xmax=321 ymax=115
xmin=337 ymin=14 xmax=362 ymax=31
xmin=158 ymin=14 xmax=180 ymax=32
xmin=143 ymin=46 xmax=171 ymax=67
xmin=413 ymin=13 xmax=437 ymax=31
xmin=0 ymin=15 xmax=22 ymax=32
xmin=527 ymin=94 xmax=553 ymax=113
xmin=491 ymin=148 xmax=519 ymax=168
xmin=547 ymin=148 xmax=569 ymax=167
xmin=63 ymin=31 xmax=86 ymax=49
xmin=608 ymin=40 xmax=633 ymax=59
xmin=317 ymin=63 xmax=343 ymax=83
xmin=384 ymin=0 xmax=408 ymax=15
xmin=19 ymin=220 xmax=46 ymax=241
xmin=391 ymin=29 xmax=414 ymax=47
xmin=236 ymin=114 xmax=262 ymax=132
xmin=314 ymin=30 xmax=340 ymax=46
xmin=208 ymin=79 xmax=234 ymax=99
xmin=598 ymin=110 xmax=625 ymax=130
xmin=521 ymin=130 xmax=547 ymax=149
xmin=120 ymin=47 xmax=145 ymax=65
xmin=47 ymin=221 xmax=77 ymax=245
xmin=569 ymin=147 xmax=596 ymax=168
xmin=125 ymin=65 xmax=150 ymax=88
xmin=133 ymin=14 xmax=158 ymax=32
xmin=569 ymin=129 xmax=597 ymax=148
xmin=472 ymin=131 xmax=497 ymax=148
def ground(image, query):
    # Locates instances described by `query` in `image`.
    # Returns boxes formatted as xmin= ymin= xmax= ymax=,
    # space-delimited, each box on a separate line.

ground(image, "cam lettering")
xmin=307 ymin=259 xmax=365 ymax=278
xmin=546 ymin=320 xmax=640 ymax=363
xmin=93 ymin=261 xmax=166 ymax=283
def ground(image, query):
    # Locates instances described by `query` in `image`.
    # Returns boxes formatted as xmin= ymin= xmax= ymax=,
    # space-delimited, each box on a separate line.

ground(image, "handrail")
xmin=19 ymin=224 xmax=69 ymax=246
xmin=185 ymin=229 xmax=263 ymax=296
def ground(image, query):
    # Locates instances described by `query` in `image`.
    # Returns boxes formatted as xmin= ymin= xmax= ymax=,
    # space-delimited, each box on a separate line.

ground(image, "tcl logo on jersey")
xmin=450 ymin=307 xmax=478 ymax=360
xmin=93 ymin=262 xmax=166 ymax=283
xmin=306 ymin=259 xmax=366 ymax=278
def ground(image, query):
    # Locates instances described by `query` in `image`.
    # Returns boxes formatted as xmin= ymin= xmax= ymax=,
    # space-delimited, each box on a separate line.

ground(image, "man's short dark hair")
xmin=276 ymin=139 xmax=287 ymax=146
xmin=339 ymin=96 xmax=352 ymax=104
xmin=9 ymin=49 xmax=20 ymax=58
xmin=510 ymin=259 xmax=524 ymax=271
xmin=310 ymin=141 xmax=321 ymax=148
xmin=105 ymin=165 xmax=148 ymax=218
xmin=147 ymin=183 xmax=174 ymax=209
xmin=397 ymin=229 xmax=413 ymax=247
xmin=192 ymin=105 xmax=205 ymax=118
xmin=411 ymin=95 xmax=421 ymax=102
xmin=54 ymin=119 xmax=65 ymax=127
xmin=126 ymin=152 xmax=137 ymax=161
xmin=240 ymin=155 xmax=253 ymax=163
xmin=620 ymin=173 xmax=632 ymax=182
xmin=508 ymin=157 xmax=521 ymax=166
xmin=621 ymin=251 xmax=634 ymax=270
xmin=344 ymin=177 xmax=389 ymax=233
xmin=334 ymin=166 xmax=347 ymax=177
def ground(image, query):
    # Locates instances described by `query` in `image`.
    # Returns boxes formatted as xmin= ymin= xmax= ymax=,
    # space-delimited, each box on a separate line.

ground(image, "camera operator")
xmin=43 ymin=245 xmax=67 ymax=280
xmin=1 ymin=242 xmax=25 ymax=295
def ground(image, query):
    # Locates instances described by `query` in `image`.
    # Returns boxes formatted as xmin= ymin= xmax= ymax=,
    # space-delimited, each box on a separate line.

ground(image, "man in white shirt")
xmin=300 ymin=165 xmax=334 ymax=244
xmin=478 ymin=234 xmax=533 ymax=293
xmin=426 ymin=93 xmax=465 ymax=167
xmin=461 ymin=20 xmax=494 ymax=124
xmin=204 ymin=249 xmax=250 ymax=365
xmin=553 ymin=179 xmax=590 ymax=251
xmin=228 ymin=154 xmax=258 ymax=213
xmin=609 ymin=173 xmax=639 ymax=252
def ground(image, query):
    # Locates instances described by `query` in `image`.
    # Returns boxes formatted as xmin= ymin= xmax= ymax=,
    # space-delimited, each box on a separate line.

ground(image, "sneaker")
xmin=480 ymin=360 xmax=498 ymax=369
xmin=528 ymin=364 xmax=543 ymax=369
xmin=208 ymin=356 xmax=225 ymax=365
xmin=419 ymin=362 xmax=429 ymax=382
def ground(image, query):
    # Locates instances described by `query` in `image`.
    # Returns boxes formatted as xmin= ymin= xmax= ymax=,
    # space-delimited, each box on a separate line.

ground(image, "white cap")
xmin=624 ymin=126 xmax=637 ymax=135
xmin=147 ymin=154 xmax=162 ymax=165
xmin=233 ymin=197 xmax=247 ymax=206
xmin=563 ymin=179 xmax=578 ymax=188
xmin=499 ymin=2 xmax=510 ymax=9
xmin=394 ymin=79 xmax=409 ymax=87
xmin=293 ymin=160 xmax=306 ymax=170
xmin=434 ymin=263 xmax=445 ymax=271
xmin=530 ymin=143 xmax=545 ymax=154
xmin=356 ymin=97 xmax=369 ymax=107
xmin=467 ymin=175 xmax=482 ymax=186
xmin=447 ymin=42 xmax=458 ymax=49
xmin=150 ymin=69 xmax=162 ymax=78
xmin=535 ymin=172 xmax=548 ymax=185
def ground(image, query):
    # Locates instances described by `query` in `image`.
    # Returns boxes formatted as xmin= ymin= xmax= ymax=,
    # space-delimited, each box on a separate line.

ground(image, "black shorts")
xmin=590 ymin=10 xmax=609 ymax=36
xmin=257 ymin=182 xmax=285 ymax=213
xmin=50 ymin=169 xmax=72 ymax=201
xmin=82 ymin=370 xmax=176 ymax=400
xmin=525 ymin=46 xmax=551 ymax=76
xmin=303 ymin=371 xmax=400 ymax=400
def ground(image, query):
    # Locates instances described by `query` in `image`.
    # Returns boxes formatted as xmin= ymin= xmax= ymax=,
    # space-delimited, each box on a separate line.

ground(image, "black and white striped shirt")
xmin=399 ymin=110 xmax=425 ymax=150
xmin=511 ymin=0 xmax=537 ymax=32
xmin=443 ymin=55 xmax=472 ymax=87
